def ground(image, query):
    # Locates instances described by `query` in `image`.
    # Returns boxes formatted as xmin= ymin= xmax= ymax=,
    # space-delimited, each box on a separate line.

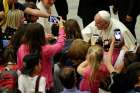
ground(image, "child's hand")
xmin=58 ymin=16 xmax=65 ymax=27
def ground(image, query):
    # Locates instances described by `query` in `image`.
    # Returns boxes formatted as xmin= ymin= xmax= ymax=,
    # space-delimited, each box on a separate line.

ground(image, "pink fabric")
xmin=112 ymin=48 xmax=120 ymax=65
xmin=104 ymin=48 xmax=120 ymax=65
xmin=17 ymin=28 xmax=66 ymax=89
xmin=0 ymin=66 xmax=4 ymax=71
xmin=80 ymin=64 xmax=109 ymax=93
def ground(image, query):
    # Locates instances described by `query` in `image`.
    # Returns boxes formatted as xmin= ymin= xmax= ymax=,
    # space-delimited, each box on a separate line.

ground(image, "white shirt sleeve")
xmin=51 ymin=5 xmax=58 ymax=16
xmin=18 ymin=75 xmax=25 ymax=93
xmin=82 ymin=22 xmax=95 ymax=42
xmin=123 ymin=31 xmax=136 ymax=50
xmin=39 ymin=76 xmax=46 ymax=93
xmin=36 ymin=2 xmax=52 ymax=35
xmin=114 ymin=49 xmax=126 ymax=68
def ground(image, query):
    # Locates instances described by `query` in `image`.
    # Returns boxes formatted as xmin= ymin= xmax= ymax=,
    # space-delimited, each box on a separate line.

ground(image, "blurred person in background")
xmin=37 ymin=0 xmax=58 ymax=35
xmin=24 ymin=2 xmax=39 ymax=23
xmin=0 ymin=0 xmax=50 ymax=26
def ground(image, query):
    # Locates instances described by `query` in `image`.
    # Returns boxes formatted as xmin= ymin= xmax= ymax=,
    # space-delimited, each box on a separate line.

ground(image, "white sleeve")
xmin=51 ymin=5 xmax=58 ymax=16
xmin=39 ymin=76 xmax=46 ymax=93
xmin=18 ymin=75 xmax=25 ymax=93
xmin=123 ymin=30 xmax=136 ymax=50
xmin=37 ymin=17 xmax=46 ymax=28
xmin=37 ymin=17 xmax=51 ymax=35
xmin=36 ymin=3 xmax=51 ymax=34
xmin=114 ymin=49 xmax=125 ymax=69
xmin=82 ymin=22 xmax=94 ymax=42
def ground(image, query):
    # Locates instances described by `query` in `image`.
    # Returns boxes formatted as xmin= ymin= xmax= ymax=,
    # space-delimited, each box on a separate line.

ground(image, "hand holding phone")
xmin=114 ymin=28 xmax=122 ymax=48
xmin=91 ymin=34 xmax=103 ymax=46
xmin=48 ymin=16 xmax=60 ymax=24
xmin=114 ymin=29 xmax=121 ymax=41
xmin=103 ymin=39 xmax=110 ymax=52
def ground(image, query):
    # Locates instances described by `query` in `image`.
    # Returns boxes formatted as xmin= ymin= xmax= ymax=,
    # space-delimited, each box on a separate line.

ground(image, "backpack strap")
xmin=35 ymin=75 xmax=41 ymax=93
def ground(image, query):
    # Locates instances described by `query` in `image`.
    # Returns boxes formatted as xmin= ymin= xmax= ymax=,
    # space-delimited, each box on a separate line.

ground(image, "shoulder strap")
xmin=35 ymin=75 xmax=41 ymax=93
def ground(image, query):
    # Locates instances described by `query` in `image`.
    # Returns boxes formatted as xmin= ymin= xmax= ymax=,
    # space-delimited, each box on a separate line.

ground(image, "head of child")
xmin=86 ymin=45 xmax=104 ymax=80
xmin=64 ymin=19 xmax=82 ymax=39
xmin=67 ymin=39 xmax=90 ymax=66
xmin=22 ymin=23 xmax=46 ymax=53
xmin=22 ymin=52 xmax=41 ymax=76
xmin=123 ymin=46 xmax=140 ymax=73
xmin=59 ymin=67 xmax=76 ymax=89
xmin=127 ymin=62 xmax=140 ymax=88
xmin=6 ymin=10 xmax=24 ymax=29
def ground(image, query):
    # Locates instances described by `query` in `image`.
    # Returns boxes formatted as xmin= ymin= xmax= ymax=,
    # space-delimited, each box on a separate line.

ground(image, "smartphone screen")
xmin=48 ymin=16 xmax=60 ymax=24
xmin=114 ymin=29 xmax=121 ymax=41
xmin=2 ymin=40 xmax=9 ymax=48
xmin=103 ymin=39 xmax=110 ymax=52
xmin=93 ymin=34 xmax=99 ymax=39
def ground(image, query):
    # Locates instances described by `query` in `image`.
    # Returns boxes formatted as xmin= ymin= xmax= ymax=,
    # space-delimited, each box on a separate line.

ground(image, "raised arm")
xmin=43 ymin=17 xmax=66 ymax=56
xmin=24 ymin=7 xmax=51 ymax=18
xmin=104 ymin=38 xmax=116 ymax=74
xmin=77 ymin=61 xmax=89 ymax=75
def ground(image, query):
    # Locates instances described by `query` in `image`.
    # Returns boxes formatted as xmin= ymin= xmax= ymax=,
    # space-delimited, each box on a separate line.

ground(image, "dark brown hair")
xmin=22 ymin=23 xmax=46 ymax=54
xmin=59 ymin=67 xmax=76 ymax=89
xmin=64 ymin=19 xmax=82 ymax=39
xmin=67 ymin=39 xmax=90 ymax=64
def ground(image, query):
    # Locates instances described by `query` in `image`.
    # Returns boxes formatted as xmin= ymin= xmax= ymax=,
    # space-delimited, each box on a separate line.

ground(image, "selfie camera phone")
xmin=93 ymin=34 xmax=99 ymax=39
xmin=103 ymin=39 xmax=110 ymax=52
xmin=114 ymin=29 xmax=121 ymax=41
xmin=48 ymin=16 xmax=60 ymax=24
xmin=92 ymin=34 xmax=103 ymax=46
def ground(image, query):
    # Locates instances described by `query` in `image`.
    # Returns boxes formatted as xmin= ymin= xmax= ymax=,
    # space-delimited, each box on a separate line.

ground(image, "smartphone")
xmin=92 ymin=34 xmax=103 ymax=46
xmin=93 ymin=34 xmax=99 ymax=40
xmin=2 ymin=40 xmax=9 ymax=48
xmin=114 ymin=29 xmax=121 ymax=41
xmin=103 ymin=39 xmax=110 ymax=52
xmin=48 ymin=16 xmax=60 ymax=24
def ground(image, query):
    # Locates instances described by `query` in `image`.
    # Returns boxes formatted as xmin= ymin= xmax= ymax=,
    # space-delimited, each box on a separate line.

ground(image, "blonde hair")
xmin=86 ymin=45 xmax=103 ymax=82
xmin=3 ymin=10 xmax=24 ymax=30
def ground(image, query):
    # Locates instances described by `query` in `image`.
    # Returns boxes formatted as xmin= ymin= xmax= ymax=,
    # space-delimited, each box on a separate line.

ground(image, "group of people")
xmin=0 ymin=0 xmax=140 ymax=93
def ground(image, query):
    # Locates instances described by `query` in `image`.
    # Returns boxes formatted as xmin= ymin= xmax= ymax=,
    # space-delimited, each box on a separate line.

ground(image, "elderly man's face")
xmin=42 ymin=0 xmax=55 ymax=8
xmin=95 ymin=15 xmax=109 ymax=30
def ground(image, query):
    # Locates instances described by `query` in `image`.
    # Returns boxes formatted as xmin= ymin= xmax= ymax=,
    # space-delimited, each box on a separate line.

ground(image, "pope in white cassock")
xmin=82 ymin=10 xmax=137 ymax=50
xmin=82 ymin=10 xmax=138 ymax=72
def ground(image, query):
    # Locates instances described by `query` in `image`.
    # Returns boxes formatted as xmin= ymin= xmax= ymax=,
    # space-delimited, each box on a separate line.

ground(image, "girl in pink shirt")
xmin=17 ymin=22 xmax=66 ymax=90
xmin=77 ymin=45 xmax=109 ymax=93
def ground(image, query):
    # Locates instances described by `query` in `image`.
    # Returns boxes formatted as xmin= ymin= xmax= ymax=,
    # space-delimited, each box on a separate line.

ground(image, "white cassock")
xmin=82 ymin=18 xmax=137 ymax=50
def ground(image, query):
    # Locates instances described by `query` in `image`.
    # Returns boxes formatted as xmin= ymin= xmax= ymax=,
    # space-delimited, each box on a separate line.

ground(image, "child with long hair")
xmin=77 ymin=45 xmax=109 ymax=93
xmin=17 ymin=18 xmax=66 ymax=91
